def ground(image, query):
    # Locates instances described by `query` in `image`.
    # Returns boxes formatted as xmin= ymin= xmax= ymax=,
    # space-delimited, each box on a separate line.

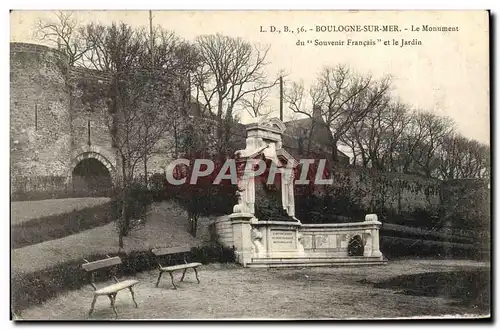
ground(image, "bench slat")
xmin=160 ymin=262 xmax=202 ymax=272
xmin=94 ymin=279 xmax=139 ymax=295
xmin=152 ymin=246 xmax=193 ymax=256
xmin=82 ymin=257 xmax=122 ymax=272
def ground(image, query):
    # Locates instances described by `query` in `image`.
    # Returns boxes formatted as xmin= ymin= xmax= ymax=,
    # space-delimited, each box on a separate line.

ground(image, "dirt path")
xmin=17 ymin=259 xmax=489 ymax=320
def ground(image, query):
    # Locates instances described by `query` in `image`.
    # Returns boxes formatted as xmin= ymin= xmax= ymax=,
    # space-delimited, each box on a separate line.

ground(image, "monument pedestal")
xmin=229 ymin=213 xmax=254 ymax=267
xmin=250 ymin=220 xmax=304 ymax=259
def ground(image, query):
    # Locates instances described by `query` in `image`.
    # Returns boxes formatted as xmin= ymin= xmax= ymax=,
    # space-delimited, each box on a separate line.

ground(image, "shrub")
xmin=379 ymin=236 xmax=485 ymax=260
xmin=149 ymin=173 xmax=166 ymax=202
xmin=191 ymin=243 xmax=235 ymax=264
xmin=295 ymin=193 xmax=364 ymax=224
xmin=111 ymin=183 xmax=154 ymax=234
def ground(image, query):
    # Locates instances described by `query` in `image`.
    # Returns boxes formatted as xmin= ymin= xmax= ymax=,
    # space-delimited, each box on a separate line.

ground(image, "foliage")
xmin=111 ymin=183 xmax=153 ymax=232
xmin=379 ymin=236 xmax=486 ymax=260
xmin=149 ymin=173 xmax=167 ymax=202
xmin=164 ymin=151 xmax=237 ymax=236
xmin=191 ymin=244 xmax=236 ymax=264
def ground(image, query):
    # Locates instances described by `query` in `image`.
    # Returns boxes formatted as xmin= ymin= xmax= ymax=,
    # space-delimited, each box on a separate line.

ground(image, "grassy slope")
xmin=11 ymin=198 xmax=111 ymax=225
xmin=11 ymin=201 xmax=214 ymax=274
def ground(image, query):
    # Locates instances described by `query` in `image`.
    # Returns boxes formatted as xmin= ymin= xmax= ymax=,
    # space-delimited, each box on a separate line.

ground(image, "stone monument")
xmin=219 ymin=116 xmax=386 ymax=267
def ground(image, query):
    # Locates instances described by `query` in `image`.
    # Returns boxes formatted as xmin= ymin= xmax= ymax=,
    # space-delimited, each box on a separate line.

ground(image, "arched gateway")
xmin=69 ymin=146 xmax=117 ymax=196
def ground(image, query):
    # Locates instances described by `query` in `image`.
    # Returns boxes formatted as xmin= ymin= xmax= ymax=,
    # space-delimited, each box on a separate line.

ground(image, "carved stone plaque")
xmin=270 ymin=230 xmax=296 ymax=250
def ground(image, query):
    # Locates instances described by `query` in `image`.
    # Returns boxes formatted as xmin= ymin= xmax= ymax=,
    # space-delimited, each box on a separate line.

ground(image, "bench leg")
xmin=169 ymin=272 xmax=177 ymax=290
xmin=180 ymin=269 xmax=187 ymax=282
xmin=194 ymin=267 xmax=200 ymax=284
xmin=88 ymin=295 xmax=98 ymax=317
xmin=108 ymin=293 xmax=118 ymax=319
xmin=156 ymin=271 xmax=163 ymax=287
xmin=129 ymin=286 xmax=138 ymax=308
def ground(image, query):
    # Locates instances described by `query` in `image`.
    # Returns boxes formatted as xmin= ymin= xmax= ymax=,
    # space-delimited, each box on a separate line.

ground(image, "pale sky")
xmin=10 ymin=10 xmax=490 ymax=144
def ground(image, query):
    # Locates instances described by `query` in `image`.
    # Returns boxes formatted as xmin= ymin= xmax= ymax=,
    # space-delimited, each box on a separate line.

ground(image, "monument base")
xmin=223 ymin=214 xmax=387 ymax=268
xmin=247 ymin=256 xmax=387 ymax=268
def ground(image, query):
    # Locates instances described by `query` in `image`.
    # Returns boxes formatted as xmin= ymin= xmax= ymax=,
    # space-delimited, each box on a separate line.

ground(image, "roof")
xmin=284 ymin=117 xmax=350 ymax=160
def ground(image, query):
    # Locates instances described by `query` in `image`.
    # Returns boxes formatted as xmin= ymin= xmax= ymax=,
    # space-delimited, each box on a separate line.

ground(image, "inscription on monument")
xmin=271 ymin=230 xmax=296 ymax=250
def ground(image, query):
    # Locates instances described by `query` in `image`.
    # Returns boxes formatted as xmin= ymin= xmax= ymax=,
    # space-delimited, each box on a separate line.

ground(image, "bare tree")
xmin=241 ymin=88 xmax=271 ymax=117
xmin=286 ymin=64 xmax=392 ymax=163
xmin=409 ymin=112 xmax=455 ymax=177
xmin=341 ymin=99 xmax=412 ymax=170
xmin=380 ymin=101 xmax=413 ymax=171
xmin=79 ymin=22 xmax=199 ymax=247
xmin=435 ymin=132 xmax=490 ymax=180
xmin=34 ymin=11 xmax=89 ymax=66
xmin=192 ymin=34 xmax=280 ymax=150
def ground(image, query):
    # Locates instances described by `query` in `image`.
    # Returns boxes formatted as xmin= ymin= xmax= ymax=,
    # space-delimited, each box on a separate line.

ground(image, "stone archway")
xmin=69 ymin=150 xmax=117 ymax=196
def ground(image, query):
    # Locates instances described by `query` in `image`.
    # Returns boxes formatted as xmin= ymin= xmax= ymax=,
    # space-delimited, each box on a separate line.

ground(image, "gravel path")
xmin=17 ymin=259 xmax=489 ymax=320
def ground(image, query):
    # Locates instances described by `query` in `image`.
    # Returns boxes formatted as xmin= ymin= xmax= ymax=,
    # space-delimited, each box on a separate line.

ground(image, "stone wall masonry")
xmin=10 ymin=43 xmax=72 ymax=179
xmin=306 ymin=167 xmax=442 ymax=215
xmin=214 ymin=215 xmax=234 ymax=248
xmin=69 ymin=88 xmax=115 ymax=167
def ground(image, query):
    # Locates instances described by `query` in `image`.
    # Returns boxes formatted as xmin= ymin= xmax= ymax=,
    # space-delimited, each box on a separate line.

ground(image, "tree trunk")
xmin=120 ymin=156 xmax=130 ymax=241
xmin=121 ymin=186 xmax=129 ymax=236
xmin=144 ymin=129 xmax=148 ymax=186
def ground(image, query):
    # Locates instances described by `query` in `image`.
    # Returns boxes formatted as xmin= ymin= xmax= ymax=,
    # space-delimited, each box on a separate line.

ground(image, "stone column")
xmin=365 ymin=214 xmax=382 ymax=258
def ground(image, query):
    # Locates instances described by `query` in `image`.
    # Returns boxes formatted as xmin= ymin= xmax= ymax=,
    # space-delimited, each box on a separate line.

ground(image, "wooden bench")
xmin=151 ymin=247 xmax=202 ymax=289
xmin=82 ymin=255 xmax=139 ymax=318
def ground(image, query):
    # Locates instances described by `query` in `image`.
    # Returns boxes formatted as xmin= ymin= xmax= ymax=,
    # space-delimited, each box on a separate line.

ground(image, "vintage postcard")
xmin=9 ymin=10 xmax=490 ymax=320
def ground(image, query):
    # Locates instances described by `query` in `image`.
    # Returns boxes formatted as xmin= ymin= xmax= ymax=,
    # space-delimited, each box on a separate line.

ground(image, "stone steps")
xmin=247 ymin=256 xmax=388 ymax=268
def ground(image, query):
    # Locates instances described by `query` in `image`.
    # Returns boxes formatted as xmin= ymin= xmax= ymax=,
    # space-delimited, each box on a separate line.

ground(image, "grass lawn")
xmin=16 ymin=259 xmax=489 ymax=320
xmin=11 ymin=201 xmax=213 ymax=274
xmin=11 ymin=198 xmax=111 ymax=225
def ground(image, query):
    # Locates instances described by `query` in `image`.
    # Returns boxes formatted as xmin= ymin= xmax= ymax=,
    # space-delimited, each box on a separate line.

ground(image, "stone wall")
xmin=440 ymin=179 xmax=490 ymax=231
xmin=300 ymin=167 xmax=442 ymax=216
xmin=67 ymin=67 xmax=116 ymax=170
xmin=10 ymin=43 xmax=72 ymax=179
xmin=214 ymin=215 xmax=233 ymax=248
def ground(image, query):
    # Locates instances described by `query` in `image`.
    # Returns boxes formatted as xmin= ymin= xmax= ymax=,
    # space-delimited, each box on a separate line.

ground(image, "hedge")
xmin=380 ymin=236 xmax=489 ymax=260
xmin=11 ymin=202 xmax=115 ymax=249
xmin=380 ymin=223 xmax=477 ymax=244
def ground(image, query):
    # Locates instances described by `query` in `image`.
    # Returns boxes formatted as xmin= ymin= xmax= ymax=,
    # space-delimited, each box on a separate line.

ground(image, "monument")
xmin=215 ymin=116 xmax=387 ymax=267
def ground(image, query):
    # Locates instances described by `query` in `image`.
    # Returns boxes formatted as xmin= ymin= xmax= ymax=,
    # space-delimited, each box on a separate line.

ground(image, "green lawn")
xmin=11 ymin=198 xmax=111 ymax=225
xmin=11 ymin=201 xmax=213 ymax=274
xmin=16 ymin=259 xmax=490 ymax=320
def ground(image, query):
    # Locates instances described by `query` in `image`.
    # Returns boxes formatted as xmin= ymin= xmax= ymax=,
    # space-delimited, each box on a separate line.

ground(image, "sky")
xmin=9 ymin=10 xmax=490 ymax=144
